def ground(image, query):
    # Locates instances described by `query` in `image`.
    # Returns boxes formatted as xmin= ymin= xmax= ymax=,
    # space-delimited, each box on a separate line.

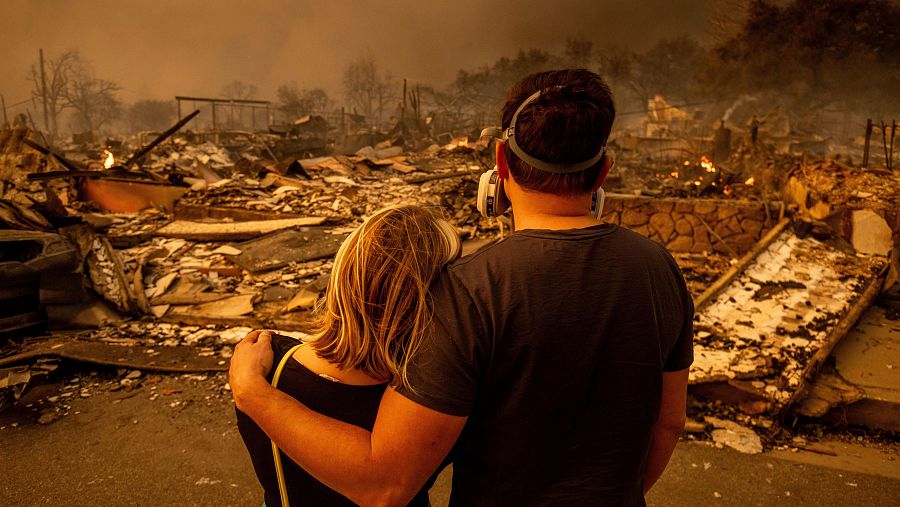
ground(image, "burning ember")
xmin=103 ymin=150 xmax=115 ymax=169
xmin=651 ymin=155 xmax=756 ymax=198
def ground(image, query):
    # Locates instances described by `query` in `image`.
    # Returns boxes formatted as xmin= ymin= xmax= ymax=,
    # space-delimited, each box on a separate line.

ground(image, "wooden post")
xmin=400 ymin=78 xmax=407 ymax=125
xmin=251 ymin=106 xmax=256 ymax=131
xmin=341 ymin=107 xmax=346 ymax=135
xmin=882 ymin=120 xmax=890 ymax=170
xmin=0 ymin=94 xmax=8 ymax=127
xmin=39 ymin=49 xmax=50 ymax=140
xmin=415 ymin=84 xmax=421 ymax=121
xmin=863 ymin=118 xmax=872 ymax=168
xmin=211 ymin=102 xmax=218 ymax=131
xmin=890 ymin=120 xmax=896 ymax=171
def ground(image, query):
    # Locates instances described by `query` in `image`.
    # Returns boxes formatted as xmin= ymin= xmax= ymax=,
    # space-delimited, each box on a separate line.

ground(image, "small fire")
xmin=699 ymin=156 xmax=717 ymax=173
xmin=669 ymin=171 xmax=679 ymax=178
xmin=103 ymin=150 xmax=115 ymax=169
xmin=744 ymin=176 xmax=755 ymax=186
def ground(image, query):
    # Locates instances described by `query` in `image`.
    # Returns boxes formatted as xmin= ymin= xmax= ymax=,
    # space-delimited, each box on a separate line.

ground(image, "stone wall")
xmin=603 ymin=194 xmax=780 ymax=255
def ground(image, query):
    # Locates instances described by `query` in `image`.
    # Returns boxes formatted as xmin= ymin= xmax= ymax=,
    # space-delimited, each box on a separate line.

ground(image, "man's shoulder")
xmin=449 ymin=225 xmax=671 ymax=269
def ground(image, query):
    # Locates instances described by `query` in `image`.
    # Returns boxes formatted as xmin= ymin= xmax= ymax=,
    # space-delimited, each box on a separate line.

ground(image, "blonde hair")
xmin=306 ymin=205 xmax=461 ymax=391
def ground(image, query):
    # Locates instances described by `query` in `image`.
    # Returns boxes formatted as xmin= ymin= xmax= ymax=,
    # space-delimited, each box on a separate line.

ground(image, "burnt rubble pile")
xmin=2 ymin=122 xmax=899 ymax=451
xmin=0 ymin=126 xmax=501 ymax=411
xmin=0 ymin=126 xmax=497 ymax=330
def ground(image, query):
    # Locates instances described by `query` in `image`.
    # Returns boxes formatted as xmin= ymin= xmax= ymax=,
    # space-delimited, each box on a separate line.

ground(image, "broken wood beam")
xmin=406 ymin=171 xmax=468 ymax=184
xmin=27 ymin=170 xmax=115 ymax=181
xmin=0 ymin=335 xmax=227 ymax=373
xmin=157 ymin=312 xmax=311 ymax=332
xmin=693 ymin=218 xmax=790 ymax=311
xmin=124 ymin=109 xmax=200 ymax=167
xmin=154 ymin=216 xmax=327 ymax=241
xmin=173 ymin=204 xmax=307 ymax=222
xmin=21 ymin=137 xmax=83 ymax=172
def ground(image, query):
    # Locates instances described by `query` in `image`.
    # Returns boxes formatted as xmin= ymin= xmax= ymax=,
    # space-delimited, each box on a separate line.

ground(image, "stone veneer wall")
xmin=603 ymin=194 xmax=781 ymax=255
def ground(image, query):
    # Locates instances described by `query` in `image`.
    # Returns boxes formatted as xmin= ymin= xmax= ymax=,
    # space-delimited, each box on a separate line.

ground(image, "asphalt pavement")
xmin=1 ymin=371 xmax=897 ymax=506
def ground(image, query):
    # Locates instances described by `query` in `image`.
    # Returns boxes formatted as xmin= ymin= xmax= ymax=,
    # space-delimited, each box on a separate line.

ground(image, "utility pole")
xmin=39 ymin=49 xmax=51 ymax=140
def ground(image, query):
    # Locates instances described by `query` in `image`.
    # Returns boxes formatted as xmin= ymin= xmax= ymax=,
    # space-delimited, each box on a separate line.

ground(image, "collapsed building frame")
xmin=175 ymin=96 xmax=271 ymax=132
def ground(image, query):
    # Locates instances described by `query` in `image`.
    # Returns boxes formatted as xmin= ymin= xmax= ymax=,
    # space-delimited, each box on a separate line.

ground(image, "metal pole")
xmin=39 ymin=49 xmax=51 ymax=140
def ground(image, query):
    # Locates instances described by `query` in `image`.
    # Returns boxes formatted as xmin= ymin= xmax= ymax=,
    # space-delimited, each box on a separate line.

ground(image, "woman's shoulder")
xmin=266 ymin=333 xmax=304 ymax=379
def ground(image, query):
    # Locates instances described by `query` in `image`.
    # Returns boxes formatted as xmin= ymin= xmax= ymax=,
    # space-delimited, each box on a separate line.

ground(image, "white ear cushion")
xmin=477 ymin=169 xmax=501 ymax=217
xmin=591 ymin=187 xmax=606 ymax=220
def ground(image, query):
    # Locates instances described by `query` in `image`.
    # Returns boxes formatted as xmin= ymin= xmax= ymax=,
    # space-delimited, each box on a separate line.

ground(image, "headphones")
xmin=476 ymin=89 xmax=610 ymax=220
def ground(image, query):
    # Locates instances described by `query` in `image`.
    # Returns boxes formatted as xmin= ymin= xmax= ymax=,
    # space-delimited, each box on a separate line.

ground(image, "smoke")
xmin=721 ymin=95 xmax=758 ymax=123
xmin=1 ymin=0 xmax=716 ymax=106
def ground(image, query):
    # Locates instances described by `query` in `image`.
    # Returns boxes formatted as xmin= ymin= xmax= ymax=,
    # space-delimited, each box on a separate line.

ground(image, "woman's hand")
xmin=229 ymin=330 xmax=275 ymax=409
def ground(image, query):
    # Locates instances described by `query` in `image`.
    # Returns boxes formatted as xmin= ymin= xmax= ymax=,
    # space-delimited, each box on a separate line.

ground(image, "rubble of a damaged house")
xmin=1 ymin=97 xmax=898 ymax=452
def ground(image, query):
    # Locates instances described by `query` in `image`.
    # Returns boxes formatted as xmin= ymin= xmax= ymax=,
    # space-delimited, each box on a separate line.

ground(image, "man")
xmin=230 ymin=69 xmax=693 ymax=506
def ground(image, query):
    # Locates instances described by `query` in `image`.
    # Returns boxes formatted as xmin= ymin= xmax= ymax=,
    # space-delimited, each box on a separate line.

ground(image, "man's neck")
xmin=512 ymin=210 xmax=600 ymax=232
xmin=508 ymin=186 xmax=600 ymax=232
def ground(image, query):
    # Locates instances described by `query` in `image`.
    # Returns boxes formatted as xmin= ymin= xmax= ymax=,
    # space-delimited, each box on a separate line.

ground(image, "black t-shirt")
xmin=236 ymin=334 xmax=433 ymax=507
xmin=397 ymin=223 xmax=694 ymax=506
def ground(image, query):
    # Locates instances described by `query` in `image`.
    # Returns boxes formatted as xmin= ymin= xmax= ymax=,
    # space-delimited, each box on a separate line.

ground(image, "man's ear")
xmin=592 ymin=155 xmax=614 ymax=191
xmin=496 ymin=141 xmax=509 ymax=179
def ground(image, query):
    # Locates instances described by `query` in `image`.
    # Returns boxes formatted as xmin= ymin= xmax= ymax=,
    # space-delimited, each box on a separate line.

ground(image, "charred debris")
xmin=1 ymin=97 xmax=899 ymax=453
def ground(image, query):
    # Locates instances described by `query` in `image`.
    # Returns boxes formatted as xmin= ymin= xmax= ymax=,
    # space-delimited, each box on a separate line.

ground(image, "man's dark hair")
xmin=500 ymin=69 xmax=616 ymax=196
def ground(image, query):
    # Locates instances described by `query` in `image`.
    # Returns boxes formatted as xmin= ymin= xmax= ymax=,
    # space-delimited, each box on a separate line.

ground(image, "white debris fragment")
xmin=216 ymin=327 xmax=255 ymax=345
xmin=194 ymin=477 xmax=222 ymax=486
xmin=705 ymin=417 xmax=763 ymax=454
xmin=211 ymin=245 xmax=242 ymax=256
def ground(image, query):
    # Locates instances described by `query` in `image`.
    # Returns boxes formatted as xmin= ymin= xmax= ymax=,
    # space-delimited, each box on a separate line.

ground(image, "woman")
xmin=235 ymin=205 xmax=461 ymax=507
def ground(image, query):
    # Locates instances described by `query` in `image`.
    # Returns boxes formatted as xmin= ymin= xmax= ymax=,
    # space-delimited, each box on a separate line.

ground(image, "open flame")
xmin=103 ymin=150 xmax=115 ymax=169
xmin=662 ymin=156 xmax=757 ymax=197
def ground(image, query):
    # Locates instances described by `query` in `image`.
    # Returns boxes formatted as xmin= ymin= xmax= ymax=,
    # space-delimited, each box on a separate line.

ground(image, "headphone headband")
xmin=502 ymin=89 xmax=607 ymax=174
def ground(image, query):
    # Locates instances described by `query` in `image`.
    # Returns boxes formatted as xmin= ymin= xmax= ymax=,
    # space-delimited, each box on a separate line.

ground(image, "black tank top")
xmin=236 ymin=333 xmax=434 ymax=506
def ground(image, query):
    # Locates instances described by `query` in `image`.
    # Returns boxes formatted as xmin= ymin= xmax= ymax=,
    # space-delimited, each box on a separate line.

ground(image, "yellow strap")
xmin=271 ymin=343 xmax=304 ymax=507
